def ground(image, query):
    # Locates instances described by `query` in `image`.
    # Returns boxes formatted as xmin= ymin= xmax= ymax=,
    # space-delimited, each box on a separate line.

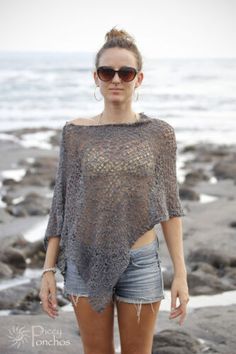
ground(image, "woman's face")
xmin=94 ymin=47 xmax=143 ymax=104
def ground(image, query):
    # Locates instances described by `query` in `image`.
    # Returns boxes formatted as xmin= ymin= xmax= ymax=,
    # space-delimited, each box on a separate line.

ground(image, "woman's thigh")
xmin=64 ymin=263 xmax=115 ymax=354
xmin=114 ymin=237 xmax=165 ymax=353
xmin=116 ymin=300 xmax=162 ymax=354
xmin=70 ymin=295 xmax=115 ymax=354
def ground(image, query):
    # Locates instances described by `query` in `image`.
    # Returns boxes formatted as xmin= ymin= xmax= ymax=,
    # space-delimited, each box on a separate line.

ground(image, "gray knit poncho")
xmin=43 ymin=112 xmax=185 ymax=313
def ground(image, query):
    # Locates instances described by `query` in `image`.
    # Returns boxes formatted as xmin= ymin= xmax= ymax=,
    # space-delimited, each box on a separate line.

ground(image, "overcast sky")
xmin=0 ymin=0 xmax=235 ymax=58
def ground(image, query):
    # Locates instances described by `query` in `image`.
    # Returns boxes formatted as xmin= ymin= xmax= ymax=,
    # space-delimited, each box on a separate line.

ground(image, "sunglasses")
xmin=97 ymin=66 xmax=138 ymax=82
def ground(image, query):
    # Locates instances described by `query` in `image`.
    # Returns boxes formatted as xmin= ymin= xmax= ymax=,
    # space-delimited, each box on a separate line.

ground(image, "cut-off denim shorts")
xmin=63 ymin=237 xmax=165 ymax=323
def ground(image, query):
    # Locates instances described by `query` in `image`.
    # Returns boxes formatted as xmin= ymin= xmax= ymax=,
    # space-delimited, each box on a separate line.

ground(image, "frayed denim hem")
xmin=114 ymin=294 xmax=165 ymax=324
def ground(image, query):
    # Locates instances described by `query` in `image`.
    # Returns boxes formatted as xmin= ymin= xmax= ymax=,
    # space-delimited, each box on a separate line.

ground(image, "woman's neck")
xmin=98 ymin=109 xmax=139 ymax=124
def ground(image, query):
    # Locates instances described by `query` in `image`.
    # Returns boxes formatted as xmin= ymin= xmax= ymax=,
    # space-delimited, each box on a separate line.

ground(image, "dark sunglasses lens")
xmin=119 ymin=68 xmax=137 ymax=82
xmin=97 ymin=67 xmax=137 ymax=82
xmin=97 ymin=68 xmax=114 ymax=81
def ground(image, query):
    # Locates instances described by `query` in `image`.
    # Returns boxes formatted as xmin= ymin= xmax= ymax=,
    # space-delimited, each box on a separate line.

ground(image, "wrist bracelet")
xmin=42 ymin=267 xmax=57 ymax=277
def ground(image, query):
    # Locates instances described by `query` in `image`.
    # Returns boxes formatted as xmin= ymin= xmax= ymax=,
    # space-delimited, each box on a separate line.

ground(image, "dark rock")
xmin=0 ymin=279 xmax=40 ymax=310
xmin=21 ymin=239 xmax=45 ymax=267
xmin=5 ymin=192 xmax=48 ymax=217
xmin=21 ymin=240 xmax=44 ymax=257
xmin=0 ymin=261 xmax=13 ymax=278
xmin=184 ymin=169 xmax=210 ymax=186
xmin=20 ymin=155 xmax=59 ymax=187
xmin=190 ymin=261 xmax=217 ymax=275
xmin=10 ymin=308 xmax=31 ymax=315
xmin=17 ymin=286 xmax=42 ymax=313
xmin=1 ymin=234 xmax=27 ymax=250
xmin=0 ymin=247 xmax=26 ymax=270
xmin=2 ymin=178 xmax=18 ymax=186
xmin=213 ymin=157 xmax=236 ymax=181
xmin=179 ymin=186 xmax=200 ymax=201
xmin=152 ymin=329 xmax=202 ymax=354
xmin=187 ymin=248 xmax=232 ymax=269
xmin=187 ymin=271 xmax=235 ymax=295
xmin=162 ymin=265 xmax=235 ymax=295
xmin=16 ymin=173 xmax=50 ymax=187
xmin=224 ymin=267 xmax=236 ymax=286
xmin=229 ymin=221 xmax=236 ymax=228
xmin=186 ymin=249 xmax=236 ymax=294
xmin=182 ymin=145 xmax=196 ymax=153
xmin=0 ymin=278 xmax=68 ymax=313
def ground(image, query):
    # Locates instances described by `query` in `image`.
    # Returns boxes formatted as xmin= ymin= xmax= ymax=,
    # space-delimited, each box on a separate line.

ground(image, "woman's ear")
xmin=135 ymin=71 xmax=144 ymax=88
xmin=93 ymin=70 xmax=99 ymax=86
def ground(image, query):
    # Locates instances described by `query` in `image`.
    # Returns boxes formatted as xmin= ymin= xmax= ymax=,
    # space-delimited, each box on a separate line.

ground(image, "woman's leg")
xmin=114 ymin=238 xmax=165 ymax=354
xmin=70 ymin=295 xmax=116 ymax=354
xmin=64 ymin=260 xmax=116 ymax=354
xmin=116 ymin=299 xmax=162 ymax=354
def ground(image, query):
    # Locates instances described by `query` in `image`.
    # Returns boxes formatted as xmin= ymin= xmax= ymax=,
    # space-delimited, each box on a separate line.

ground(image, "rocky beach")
xmin=0 ymin=125 xmax=236 ymax=354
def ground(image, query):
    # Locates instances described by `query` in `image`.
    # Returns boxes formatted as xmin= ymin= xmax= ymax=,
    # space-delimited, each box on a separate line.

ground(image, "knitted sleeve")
xmin=43 ymin=126 xmax=67 ymax=251
xmin=160 ymin=123 xmax=185 ymax=218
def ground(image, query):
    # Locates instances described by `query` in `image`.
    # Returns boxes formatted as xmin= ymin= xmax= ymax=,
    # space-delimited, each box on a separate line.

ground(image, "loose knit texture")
xmin=43 ymin=112 xmax=185 ymax=313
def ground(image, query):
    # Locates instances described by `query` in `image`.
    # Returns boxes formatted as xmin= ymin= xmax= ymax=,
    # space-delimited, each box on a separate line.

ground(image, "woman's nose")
xmin=112 ymin=72 xmax=121 ymax=82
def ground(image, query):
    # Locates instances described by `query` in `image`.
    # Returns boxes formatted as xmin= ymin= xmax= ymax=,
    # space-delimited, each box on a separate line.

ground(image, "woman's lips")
xmin=110 ymin=89 xmax=123 ymax=92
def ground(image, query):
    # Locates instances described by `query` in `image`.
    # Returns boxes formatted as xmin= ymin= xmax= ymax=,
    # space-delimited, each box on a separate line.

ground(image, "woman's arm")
xmin=161 ymin=216 xmax=187 ymax=277
xmin=40 ymin=236 xmax=60 ymax=319
xmin=161 ymin=216 xmax=189 ymax=326
xmin=43 ymin=236 xmax=60 ymax=269
xmin=40 ymin=125 xmax=68 ymax=319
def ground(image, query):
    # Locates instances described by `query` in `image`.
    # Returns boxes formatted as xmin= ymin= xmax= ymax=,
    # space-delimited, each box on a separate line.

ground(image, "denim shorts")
xmin=63 ymin=237 xmax=165 ymax=323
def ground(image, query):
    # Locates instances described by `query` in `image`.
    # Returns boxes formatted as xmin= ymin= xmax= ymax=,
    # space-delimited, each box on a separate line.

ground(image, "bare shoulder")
xmin=66 ymin=116 xmax=98 ymax=126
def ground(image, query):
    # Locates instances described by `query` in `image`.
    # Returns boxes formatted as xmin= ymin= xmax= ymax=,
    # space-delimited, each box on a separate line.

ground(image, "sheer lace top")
xmin=43 ymin=112 xmax=185 ymax=313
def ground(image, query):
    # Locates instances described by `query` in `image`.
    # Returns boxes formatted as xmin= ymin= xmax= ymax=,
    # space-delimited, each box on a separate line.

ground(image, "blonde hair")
xmin=95 ymin=26 xmax=143 ymax=71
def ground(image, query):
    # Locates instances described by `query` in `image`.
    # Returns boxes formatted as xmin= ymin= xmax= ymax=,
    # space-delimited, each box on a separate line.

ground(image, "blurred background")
xmin=0 ymin=0 xmax=235 ymax=353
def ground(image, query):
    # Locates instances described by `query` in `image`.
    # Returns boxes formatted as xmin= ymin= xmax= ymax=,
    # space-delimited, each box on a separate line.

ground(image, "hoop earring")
xmin=133 ymin=88 xmax=139 ymax=102
xmin=94 ymin=86 xmax=103 ymax=101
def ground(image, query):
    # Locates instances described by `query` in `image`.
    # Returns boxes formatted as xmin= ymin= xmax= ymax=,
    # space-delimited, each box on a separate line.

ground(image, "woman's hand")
xmin=169 ymin=275 xmax=189 ymax=326
xmin=39 ymin=272 xmax=59 ymax=319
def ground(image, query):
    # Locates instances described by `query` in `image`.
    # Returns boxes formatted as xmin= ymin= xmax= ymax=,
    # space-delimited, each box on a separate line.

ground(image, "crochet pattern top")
xmin=43 ymin=112 xmax=185 ymax=313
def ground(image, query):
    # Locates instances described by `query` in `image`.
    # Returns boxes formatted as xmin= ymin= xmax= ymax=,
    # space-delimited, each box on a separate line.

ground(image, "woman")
xmin=40 ymin=27 xmax=189 ymax=354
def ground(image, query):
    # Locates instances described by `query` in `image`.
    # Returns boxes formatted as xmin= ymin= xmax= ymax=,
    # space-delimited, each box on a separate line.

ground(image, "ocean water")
xmin=0 ymin=52 xmax=236 ymax=145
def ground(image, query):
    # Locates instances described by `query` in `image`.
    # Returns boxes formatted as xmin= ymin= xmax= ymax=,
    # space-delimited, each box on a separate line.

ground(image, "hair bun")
xmin=105 ymin=26 xmax=135 ymax=43
xmin=95 ymin=26 xmax=143 ymax=72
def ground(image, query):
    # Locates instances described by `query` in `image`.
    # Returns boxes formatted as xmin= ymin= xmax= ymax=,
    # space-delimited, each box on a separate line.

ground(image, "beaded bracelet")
xmin=41 ymin=267 xmax=57 ymax=277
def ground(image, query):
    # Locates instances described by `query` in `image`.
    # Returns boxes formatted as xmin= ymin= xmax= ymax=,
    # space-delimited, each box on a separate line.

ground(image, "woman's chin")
xmin=107 ymin=97 xmax=123 ymax=103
